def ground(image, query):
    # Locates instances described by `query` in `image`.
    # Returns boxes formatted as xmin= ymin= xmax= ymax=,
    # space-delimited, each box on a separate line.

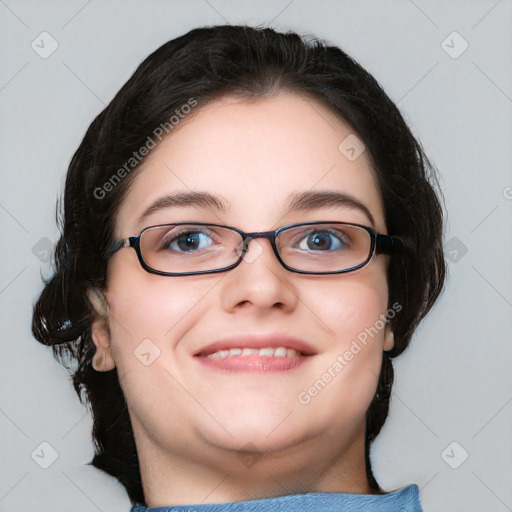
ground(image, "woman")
xmin=32 ymin=24 xmax=445 ymax=511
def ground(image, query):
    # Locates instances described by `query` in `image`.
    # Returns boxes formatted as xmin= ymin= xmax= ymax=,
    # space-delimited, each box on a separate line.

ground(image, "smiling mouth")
xmin=194 ymin=345 xmax=314 ymax=372
xmin=203 ymin=346 xmax=302 ymax=359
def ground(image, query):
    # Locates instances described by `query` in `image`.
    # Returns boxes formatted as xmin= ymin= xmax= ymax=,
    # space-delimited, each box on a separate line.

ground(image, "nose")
xmin=220 ymin=236 xmax=299 ymax=313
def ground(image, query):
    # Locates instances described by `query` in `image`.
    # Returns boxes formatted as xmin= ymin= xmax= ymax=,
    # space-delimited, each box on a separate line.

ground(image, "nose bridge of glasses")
xmin=237 ymin=230 xmax=280 ymax=262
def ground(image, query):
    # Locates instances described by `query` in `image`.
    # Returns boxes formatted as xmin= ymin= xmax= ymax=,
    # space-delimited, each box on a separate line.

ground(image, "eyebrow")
xmin=136 ymin=190 xmax=375 ymax=226
xmin=286 ymin=190 xmax=375 ymax=226
xmin=136 ymin=191 xmax=229 ymax=225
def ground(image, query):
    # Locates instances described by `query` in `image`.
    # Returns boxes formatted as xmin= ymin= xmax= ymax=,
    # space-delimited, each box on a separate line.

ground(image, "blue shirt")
xmin=130 ymin=484 xmax=423 ymax=511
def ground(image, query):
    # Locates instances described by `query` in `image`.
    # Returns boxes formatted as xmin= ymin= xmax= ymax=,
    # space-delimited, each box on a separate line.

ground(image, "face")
xmin=92 ymin=92 xmax=394 ymax=478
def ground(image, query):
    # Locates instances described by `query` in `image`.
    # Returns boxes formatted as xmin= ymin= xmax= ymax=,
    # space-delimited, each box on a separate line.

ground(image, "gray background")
xmin=1 ymin=1 xmax=511 ymax=511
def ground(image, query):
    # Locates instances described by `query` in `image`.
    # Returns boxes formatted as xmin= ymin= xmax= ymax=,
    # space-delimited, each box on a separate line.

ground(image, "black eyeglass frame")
xmin=106 ymin=221 xmax=403 ymax=276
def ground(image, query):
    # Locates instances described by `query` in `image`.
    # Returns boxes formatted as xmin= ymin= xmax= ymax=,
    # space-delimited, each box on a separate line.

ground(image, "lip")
xmin=193 ymin=333 xmax=317 ymax=373
xmin=193 ymin=333 xmax=317 ymax=357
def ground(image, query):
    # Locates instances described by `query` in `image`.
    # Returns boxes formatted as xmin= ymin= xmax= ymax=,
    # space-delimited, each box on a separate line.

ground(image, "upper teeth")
xmin=206 ymin=347 xmax=299 ymax=359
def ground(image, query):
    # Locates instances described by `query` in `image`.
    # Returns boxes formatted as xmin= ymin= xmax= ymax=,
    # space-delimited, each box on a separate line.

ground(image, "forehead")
xmin=116 ymin=92 xmax=386 ymax=234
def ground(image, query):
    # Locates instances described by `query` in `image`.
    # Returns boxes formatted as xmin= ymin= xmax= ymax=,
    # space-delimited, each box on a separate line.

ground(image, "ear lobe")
xmin=90 ymin=316 xmax=116 ymax=371
xmin=87 ymin=287 xmax=116 ymax=372
xmin=383 ymin=324 xmax=394 ymax=352
xmin=91 ymin=344 xmax=116 ymax=372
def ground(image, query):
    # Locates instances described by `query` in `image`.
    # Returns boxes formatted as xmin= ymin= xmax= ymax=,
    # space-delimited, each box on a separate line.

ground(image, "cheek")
xmin=104 ymin=260 xmax=219 ymax=370
xmin=103 ymin=273 xmax=217 ymax=432
xmin=297 ymin=270 xmax=389 ymax=425
xmin=307 ymin=267 xmax=389 ymax=343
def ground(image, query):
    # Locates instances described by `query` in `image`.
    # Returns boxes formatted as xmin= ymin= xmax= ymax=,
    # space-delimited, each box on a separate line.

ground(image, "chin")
xmin=200 ymin=407 xmax=313 ymax=455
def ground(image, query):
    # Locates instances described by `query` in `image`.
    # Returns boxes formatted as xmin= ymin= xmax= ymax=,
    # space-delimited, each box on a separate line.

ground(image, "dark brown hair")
xmin=32 ymin=24 xmax=446 ymax=505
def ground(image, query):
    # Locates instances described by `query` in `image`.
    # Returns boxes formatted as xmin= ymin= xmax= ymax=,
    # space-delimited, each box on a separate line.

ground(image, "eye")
xmin=162 ymin=229 xmax=215 ymax=252
xmin=296 ymin=228 xmax=350 ymax=251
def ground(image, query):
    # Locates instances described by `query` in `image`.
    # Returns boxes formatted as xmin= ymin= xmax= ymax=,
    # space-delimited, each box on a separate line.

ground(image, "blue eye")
xmin=297 ymin=229 xmax=349 ymax=251
xmin=166 ymin=230 xmax=214 ymax=252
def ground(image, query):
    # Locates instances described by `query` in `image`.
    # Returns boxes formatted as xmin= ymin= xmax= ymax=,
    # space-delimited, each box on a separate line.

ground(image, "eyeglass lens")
xmin=138 ymin=223 xmax=373 ymax=274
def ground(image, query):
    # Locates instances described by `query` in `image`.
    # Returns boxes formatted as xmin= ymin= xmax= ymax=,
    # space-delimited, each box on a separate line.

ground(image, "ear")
xmin=86 ymin=287 xmax=116 ymax=372
xmin=383 ymin=323 xmax=394 ymax=352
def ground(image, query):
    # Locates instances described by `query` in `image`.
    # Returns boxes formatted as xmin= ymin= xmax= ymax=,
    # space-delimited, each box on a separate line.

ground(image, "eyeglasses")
xmin=106 ymin=221 xmax=403 ymax=276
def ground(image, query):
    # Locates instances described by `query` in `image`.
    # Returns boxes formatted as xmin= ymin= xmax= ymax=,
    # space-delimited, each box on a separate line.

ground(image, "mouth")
xmin=193 ymin=334 xmax=316 ymax=372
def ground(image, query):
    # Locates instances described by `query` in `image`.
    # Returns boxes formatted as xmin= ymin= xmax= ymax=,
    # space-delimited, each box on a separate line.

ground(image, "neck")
xmin=133 ymin=419 xmax=377 ymax=507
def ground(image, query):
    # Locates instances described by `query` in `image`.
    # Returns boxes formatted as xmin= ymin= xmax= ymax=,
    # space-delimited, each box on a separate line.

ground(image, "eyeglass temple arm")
xmin=376 ymin=234 xmax=403 ymax=254
xmin=105 ymin=238 xmax=132 ymax=260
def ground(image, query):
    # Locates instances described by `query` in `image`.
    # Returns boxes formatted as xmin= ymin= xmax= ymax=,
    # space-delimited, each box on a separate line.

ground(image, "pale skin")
xmin=89 ymin=92 xmax=395 ymax=507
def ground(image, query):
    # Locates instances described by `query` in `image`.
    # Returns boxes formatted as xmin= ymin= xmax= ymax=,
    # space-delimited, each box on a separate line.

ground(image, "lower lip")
xmin=194 ymin=354 xmax=311 ymax=372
